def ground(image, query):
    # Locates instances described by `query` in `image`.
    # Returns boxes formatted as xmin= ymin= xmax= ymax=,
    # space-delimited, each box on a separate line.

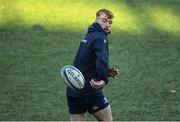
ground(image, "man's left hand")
xmin=108 ymin=67 xmax=119 ymax=79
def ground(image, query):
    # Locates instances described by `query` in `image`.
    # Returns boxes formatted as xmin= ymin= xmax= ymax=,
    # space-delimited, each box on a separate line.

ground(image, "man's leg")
xmin=67 ymin=96 xmax=87 ymax=121
xmin=70 ymin=113 xmax=87 ymax=121
xmin=92 ymin=105 xmax=113 ymax=121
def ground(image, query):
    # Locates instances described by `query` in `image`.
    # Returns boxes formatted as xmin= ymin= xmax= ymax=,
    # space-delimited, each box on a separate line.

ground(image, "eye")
xmin=109 ymin=21 xmax=113 ymax=24
xmin=102 ymin=18 xmax=113 ymax=24
xmin=102 ymin=19 xmax=108 ymax=23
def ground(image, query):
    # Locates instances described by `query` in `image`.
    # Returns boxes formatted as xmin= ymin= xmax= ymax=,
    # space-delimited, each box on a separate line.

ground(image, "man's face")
xmin=96 ymin=15 xmax=113 ymax=33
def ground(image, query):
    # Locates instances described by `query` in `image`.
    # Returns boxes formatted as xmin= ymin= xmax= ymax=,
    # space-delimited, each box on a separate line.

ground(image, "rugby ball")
xmin=61 ymin=65 xmax=85 ymax=90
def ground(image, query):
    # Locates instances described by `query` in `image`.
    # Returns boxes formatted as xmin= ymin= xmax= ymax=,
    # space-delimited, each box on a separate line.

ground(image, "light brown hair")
xmin=96 ymin=8 xmax=114 ymax=19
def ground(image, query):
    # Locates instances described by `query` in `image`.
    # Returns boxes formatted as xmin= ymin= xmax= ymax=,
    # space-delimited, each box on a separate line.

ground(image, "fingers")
xmin=114 ymin=69 xmax=119 ymax=79
xmin=109 ymin=67 xmax=115 ymax=71
xmin=109 ymin=68 xmax=119 ymax=79
xmin=90 ymin=79 xmax=95 ymax=87
xmin=91 ymin=79 xmax=105 ymax=86
xmin=113 ymin=76 xmax=117 ymax=79
xmin=90 ymin=79 xmax=105 ymax=89
xmin=109 ymin=67 xmax=119 ymax=73
xmin=115 ymin=69 xmax=119 ymax=75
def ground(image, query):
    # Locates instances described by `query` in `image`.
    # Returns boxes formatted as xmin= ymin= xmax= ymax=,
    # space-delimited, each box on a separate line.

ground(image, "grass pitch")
xmin=0 ymin=0 xmax=180 ymax=121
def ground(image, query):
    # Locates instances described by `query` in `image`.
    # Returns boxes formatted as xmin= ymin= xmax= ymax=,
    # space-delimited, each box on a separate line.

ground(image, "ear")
xmin=96 ymin=17 xmax=100 ymax=23
xmin=95 ymin=17 xmax=98 ymax=22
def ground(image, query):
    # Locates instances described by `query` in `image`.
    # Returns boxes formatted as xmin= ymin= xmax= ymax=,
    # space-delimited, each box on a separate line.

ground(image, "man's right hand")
xmin=90 ymin=79 xmax=105 ymax=89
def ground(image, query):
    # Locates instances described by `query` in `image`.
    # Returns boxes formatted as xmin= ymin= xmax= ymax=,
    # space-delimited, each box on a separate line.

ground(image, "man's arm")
xmin=90 ymin=67 xmax=119 ymax=90
xmin=93 ymin=36 xmax=109 ymax=85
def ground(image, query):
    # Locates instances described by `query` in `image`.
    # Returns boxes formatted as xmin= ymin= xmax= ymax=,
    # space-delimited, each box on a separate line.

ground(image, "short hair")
xmin=96 ymin=8 xmax=114 ymax=19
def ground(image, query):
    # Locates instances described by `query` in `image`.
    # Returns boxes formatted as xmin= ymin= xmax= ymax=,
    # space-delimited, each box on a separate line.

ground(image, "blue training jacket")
xmin=67 ymin=23 xmax=109 ymax=96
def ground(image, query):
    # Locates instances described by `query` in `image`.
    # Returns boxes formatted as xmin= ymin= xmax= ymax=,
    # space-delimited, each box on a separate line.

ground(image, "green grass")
xmin=0 ymin=0 xmax=180 ymax=121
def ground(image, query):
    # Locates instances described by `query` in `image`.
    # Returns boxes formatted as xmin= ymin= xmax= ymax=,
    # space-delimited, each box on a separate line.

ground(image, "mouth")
xmin=104 ymin=28 xmax=110 ymax=32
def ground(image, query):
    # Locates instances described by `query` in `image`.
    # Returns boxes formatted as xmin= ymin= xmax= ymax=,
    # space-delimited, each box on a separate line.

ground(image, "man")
xmin=66 ymin=8 xmax=119 ymax=121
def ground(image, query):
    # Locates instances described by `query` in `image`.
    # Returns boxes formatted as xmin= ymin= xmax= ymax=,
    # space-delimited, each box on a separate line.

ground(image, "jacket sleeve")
xmin=93 ymin=36 xmax=109 ymax=85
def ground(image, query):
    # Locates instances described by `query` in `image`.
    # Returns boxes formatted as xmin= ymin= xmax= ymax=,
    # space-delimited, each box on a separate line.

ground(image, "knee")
xmin=97 ymin=115 xmax=113 ymax=121
xmin=70 ymin=114 xmax=86 ymax=121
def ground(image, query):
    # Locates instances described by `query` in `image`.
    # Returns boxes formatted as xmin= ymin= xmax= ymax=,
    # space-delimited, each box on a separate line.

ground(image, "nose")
xmin=107 ymin=23 xmax=111 ymax=28
xmin=106 ymin=22 xmax=110 ymax=26
xmin=106 ymin=23 xmax=111 ymax=28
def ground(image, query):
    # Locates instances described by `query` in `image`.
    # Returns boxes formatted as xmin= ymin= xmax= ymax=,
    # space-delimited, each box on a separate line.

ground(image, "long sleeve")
xmin=93 ymin=37 xmax=109 ymax=84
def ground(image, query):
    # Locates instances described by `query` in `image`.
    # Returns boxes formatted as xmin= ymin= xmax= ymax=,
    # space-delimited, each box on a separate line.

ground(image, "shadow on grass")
xmin=112 ymin=0 xmax=180 ymax=13
xmin=0 ymin=23 xmax=180 ymax=121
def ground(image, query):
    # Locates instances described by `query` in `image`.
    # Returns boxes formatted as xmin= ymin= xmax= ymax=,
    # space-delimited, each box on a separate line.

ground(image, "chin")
xmin=106 ymin=30 xmax=111 ymax=33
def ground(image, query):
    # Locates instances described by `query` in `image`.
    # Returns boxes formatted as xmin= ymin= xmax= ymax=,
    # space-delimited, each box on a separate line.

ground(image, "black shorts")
xmin=67 ymin=91 xmax=109 ymax=114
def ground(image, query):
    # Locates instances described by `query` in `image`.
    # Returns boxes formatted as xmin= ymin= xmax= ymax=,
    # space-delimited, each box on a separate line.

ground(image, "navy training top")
xmin=67 ymin=23 xmax=109 ymax=96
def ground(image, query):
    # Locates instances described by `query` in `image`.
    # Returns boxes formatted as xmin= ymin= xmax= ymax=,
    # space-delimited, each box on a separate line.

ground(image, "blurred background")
xmin=0 ymin=0 xmax=180 ymax=121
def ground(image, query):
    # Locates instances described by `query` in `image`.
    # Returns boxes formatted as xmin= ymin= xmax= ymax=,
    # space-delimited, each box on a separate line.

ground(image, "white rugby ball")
xmin=61 ymin=65 xmax=85 ymax=90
